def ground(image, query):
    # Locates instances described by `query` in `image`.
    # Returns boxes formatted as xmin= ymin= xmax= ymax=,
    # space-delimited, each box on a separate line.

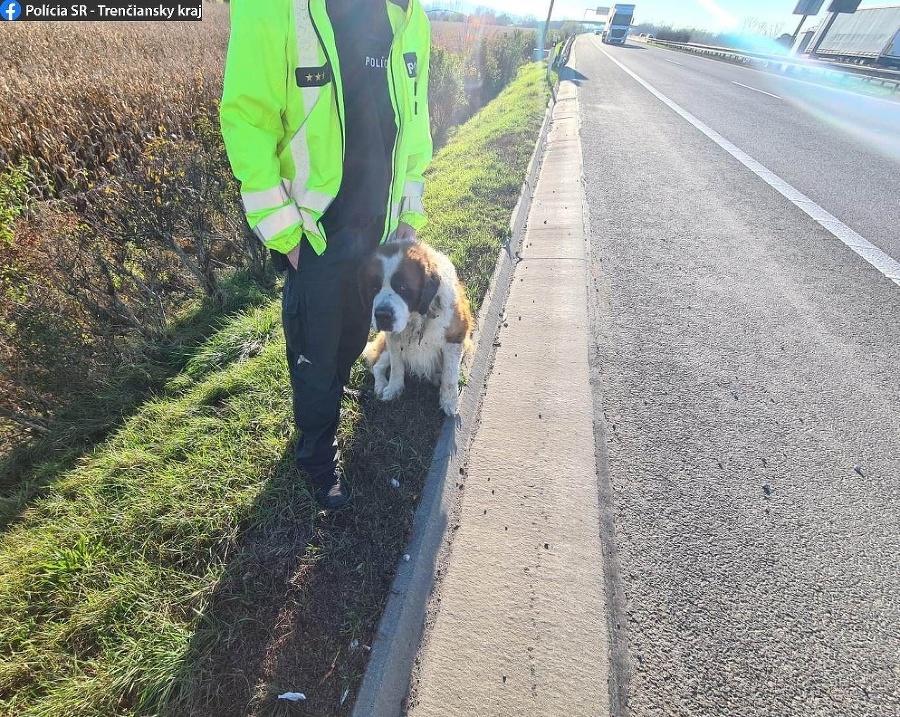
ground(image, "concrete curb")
xmin=406 ymin=69 xmax=610 ymax=717
xmin=351 ymin=83 xmax=558 ymax=717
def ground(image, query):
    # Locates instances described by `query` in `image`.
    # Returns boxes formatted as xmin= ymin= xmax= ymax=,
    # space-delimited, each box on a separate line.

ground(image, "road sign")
xmin=827 ymin=0 xmax=861 ymax=12
xmin=792 ymin=0 xmax=824 ymax=15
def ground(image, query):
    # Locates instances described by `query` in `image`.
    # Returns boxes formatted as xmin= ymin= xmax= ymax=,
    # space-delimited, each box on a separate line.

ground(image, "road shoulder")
xmin=406 ymin=77 xmax=611 ymax=716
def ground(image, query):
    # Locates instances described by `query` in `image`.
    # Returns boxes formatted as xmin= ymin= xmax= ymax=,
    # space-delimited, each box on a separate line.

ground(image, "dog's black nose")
xmin=374 ymin=306 xmax=394 ymax=331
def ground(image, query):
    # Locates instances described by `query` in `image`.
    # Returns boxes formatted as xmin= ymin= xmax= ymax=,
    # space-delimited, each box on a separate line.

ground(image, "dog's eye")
xmin=397 ymin=284 xmax=408 ymax=293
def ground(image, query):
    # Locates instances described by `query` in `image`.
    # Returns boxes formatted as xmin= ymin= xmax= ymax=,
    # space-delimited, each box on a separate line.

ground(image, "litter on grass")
xmin=277 ymin=692 xmax=306 ymax=702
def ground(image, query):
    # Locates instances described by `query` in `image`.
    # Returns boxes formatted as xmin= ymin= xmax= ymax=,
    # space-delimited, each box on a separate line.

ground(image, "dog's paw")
xmin=439 ymin=385 xmax=459 ymax=416
xmin=380 ymin=381 xmax=405 ymax=402
xmin=373 ymin=377 xmax=388 ymax=399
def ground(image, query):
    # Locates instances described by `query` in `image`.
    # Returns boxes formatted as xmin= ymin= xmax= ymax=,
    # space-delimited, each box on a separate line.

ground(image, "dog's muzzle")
xmin=373 ymin=304 xmax=395 ymax=332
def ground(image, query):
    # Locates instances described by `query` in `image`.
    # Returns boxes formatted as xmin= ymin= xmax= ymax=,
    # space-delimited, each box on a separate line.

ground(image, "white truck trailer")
xmin=810 ymin=5 xmax=900 ymax=68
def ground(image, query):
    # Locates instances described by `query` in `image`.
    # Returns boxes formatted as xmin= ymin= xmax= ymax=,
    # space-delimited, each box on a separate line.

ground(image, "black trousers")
xmin=281 ymin=225 xmax=377 ymax=486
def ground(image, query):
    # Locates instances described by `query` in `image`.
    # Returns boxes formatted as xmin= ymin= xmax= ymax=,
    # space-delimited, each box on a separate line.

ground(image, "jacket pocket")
xmin=282 ymin=268 xmax=307 ymax=358
xmin=281 ymin=272 xmax=341 ymax=392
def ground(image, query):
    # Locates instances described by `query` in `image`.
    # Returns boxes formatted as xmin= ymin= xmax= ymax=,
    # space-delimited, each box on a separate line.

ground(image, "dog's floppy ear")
xmin=417 ymin=266 xmax=441 ymax=315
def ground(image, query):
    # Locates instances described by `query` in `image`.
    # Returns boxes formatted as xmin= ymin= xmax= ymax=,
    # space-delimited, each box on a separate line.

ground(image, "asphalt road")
xmin=585 ymin=37 xmax=900 ymax=263
xmin=576 ymin=35 xmax=900 ymax=717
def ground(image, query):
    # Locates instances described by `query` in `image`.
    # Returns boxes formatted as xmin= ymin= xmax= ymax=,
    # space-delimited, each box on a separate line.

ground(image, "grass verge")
xmin=0 ymin=62 xmax=550 ymax=717
xmin=0 ymin=270 xmax=278 ymax=530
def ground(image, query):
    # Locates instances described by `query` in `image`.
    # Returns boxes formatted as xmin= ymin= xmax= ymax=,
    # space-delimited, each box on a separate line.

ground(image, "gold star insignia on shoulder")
xmin=296 ymin=65 xmax=331 ymax=88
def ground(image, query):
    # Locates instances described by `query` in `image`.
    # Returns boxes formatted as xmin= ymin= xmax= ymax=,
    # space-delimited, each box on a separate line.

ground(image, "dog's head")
xmin=360 ymin=241 xmax=441 ymax=333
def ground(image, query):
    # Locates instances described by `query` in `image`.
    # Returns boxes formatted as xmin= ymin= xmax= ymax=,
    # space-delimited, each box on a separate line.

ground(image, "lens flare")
xmin=697 ymin=0 xmax=739 ymax=31
xmin=737 ymin=55 xmax=900 ymax=163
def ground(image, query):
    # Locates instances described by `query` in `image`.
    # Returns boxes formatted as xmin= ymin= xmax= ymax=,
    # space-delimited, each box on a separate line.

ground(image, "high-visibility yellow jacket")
xmin=220 ymin=0 xmax=432 ymax=256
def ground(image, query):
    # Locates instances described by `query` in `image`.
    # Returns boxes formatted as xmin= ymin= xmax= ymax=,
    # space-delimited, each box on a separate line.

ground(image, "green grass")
xmin=421 ymin=62 xmax=549 ymax=306
xmin=0 ymin=62 xmax=550 ymax=717
xmin=0 ymin=270 xmax=279 ymax=531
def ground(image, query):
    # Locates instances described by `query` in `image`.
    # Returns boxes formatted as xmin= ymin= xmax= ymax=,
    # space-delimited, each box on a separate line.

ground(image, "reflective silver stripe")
xmin=402 ymin=181 xmax=425 ymax=198
xmin=293 ymin=3 xmax=321 ymax=107
xmin=400 ymin=196 xmax=425 ymax=216
xmin=298 ymin=208 xmax=321 ymax=237
xmin=289 ymin=132 xmax=312 ymax=206
xmin=295 ymin=188 xmax=333 ymax=213
xmin=242 ymin=184 xmax=290 ymax=213
xmin=390 ymin=201 xmax=401 ymax=222
xmin=253 ymin=203 xmax=301 ymax=242
xmin=290 ymin=3 xmax=321 ymax=197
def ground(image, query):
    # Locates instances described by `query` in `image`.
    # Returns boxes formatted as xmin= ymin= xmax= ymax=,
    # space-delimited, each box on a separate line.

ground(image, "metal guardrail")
xmin=558 ymin=34 xmax=577 ymax=68
xmin=547 ymin=34 xmax=577 ymax=95
xmin=645 ymin=38 xmax=900 ymax=94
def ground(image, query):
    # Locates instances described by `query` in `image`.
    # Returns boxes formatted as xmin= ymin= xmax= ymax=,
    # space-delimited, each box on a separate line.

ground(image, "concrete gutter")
xmin=350 ymin=77 xmax=558 ymax=717
xmin=406 ymin=74 xmax=610 ymax=717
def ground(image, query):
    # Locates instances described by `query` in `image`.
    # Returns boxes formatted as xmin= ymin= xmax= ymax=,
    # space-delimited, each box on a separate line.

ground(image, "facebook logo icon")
xmin=1 ymin=0 xmax=21 ymax=20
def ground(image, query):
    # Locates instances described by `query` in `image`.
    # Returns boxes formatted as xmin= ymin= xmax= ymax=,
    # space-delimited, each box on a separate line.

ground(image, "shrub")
xmin=0 ymin=116 xmax=257 ymax=450
xmin=429 ymin=46 xmax=468 ymax=146
xmin=474 ymin=30 xmax=533 ymax=106
xmin=429 ymin=29 xmax=533 ymax=146
xmin=0 ymin=209 xmax=110 ymax=441
xmin=0 ymin=160 xmax=30 ymax=244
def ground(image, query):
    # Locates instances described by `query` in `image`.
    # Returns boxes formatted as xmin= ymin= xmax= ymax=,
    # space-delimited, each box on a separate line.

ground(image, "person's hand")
xmin=286 ymin=244 xmax=301 ymax=270
xmin=394 ymin=221 xmax=417 ymax=243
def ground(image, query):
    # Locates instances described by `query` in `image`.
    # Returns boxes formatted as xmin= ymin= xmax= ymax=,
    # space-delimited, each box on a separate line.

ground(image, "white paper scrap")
xmin=277 ymin=692 xmax=307 ymax=702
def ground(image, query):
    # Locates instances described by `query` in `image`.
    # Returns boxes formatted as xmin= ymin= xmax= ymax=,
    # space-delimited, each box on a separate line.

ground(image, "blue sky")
xmin=458 ymin=1 xmax=882 ymax=33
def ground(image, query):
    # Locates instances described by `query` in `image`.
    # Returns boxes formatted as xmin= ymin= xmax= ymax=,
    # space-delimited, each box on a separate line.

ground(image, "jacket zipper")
xmin=387 ymin=44 xmax=401 ymax=241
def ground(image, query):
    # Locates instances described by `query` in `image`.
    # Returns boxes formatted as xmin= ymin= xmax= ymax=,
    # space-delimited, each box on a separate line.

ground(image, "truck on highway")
xmin=808 ymin=5 xmax=900 ymax=69
xmin=602 ymin=4 xmax=635 ymax=45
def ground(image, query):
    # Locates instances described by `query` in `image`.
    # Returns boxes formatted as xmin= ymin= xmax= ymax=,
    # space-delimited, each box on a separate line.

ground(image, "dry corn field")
xmin=0 ymin=11 xmax=532 ymax=199
xmin=0 ymin=4 xmax=230 ymax=197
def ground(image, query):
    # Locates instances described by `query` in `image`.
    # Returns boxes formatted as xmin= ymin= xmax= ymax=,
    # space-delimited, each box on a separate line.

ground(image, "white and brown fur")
xmin=361 ymin=240 xmax=473 ymax=415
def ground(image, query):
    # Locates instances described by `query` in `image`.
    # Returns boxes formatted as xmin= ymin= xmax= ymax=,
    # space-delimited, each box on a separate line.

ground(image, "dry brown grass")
xmin=0 ymin=5 xmax=229 ymax=196
xmin=0 ymin=11 xmax=530 ymax=198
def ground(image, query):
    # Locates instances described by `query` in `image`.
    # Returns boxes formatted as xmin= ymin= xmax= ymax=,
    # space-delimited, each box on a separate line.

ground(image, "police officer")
xmin=220 ymin=0 xmax=433 ymax=508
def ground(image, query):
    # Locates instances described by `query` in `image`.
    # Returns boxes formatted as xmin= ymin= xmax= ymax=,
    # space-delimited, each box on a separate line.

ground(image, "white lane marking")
xmin=639 ymin=37 xmax=900 ymax=107
xmin=731 ymin=80 xmax=782 ymax=99
xmin=598 ymin=47 xmax=900 ymax=288
xmin=663 ymin=59 xmax=684 ymax=66
xmin=738 ymin=62 xmax=900 ymax=107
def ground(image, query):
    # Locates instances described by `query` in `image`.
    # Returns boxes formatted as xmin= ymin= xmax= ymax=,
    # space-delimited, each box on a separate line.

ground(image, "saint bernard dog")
xmin=361 ymin=240 xmax=473 ymax=416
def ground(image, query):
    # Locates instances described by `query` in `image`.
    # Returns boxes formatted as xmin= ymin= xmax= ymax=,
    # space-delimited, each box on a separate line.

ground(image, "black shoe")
xmin=312 ymin=469 xmax=352 ymax=510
